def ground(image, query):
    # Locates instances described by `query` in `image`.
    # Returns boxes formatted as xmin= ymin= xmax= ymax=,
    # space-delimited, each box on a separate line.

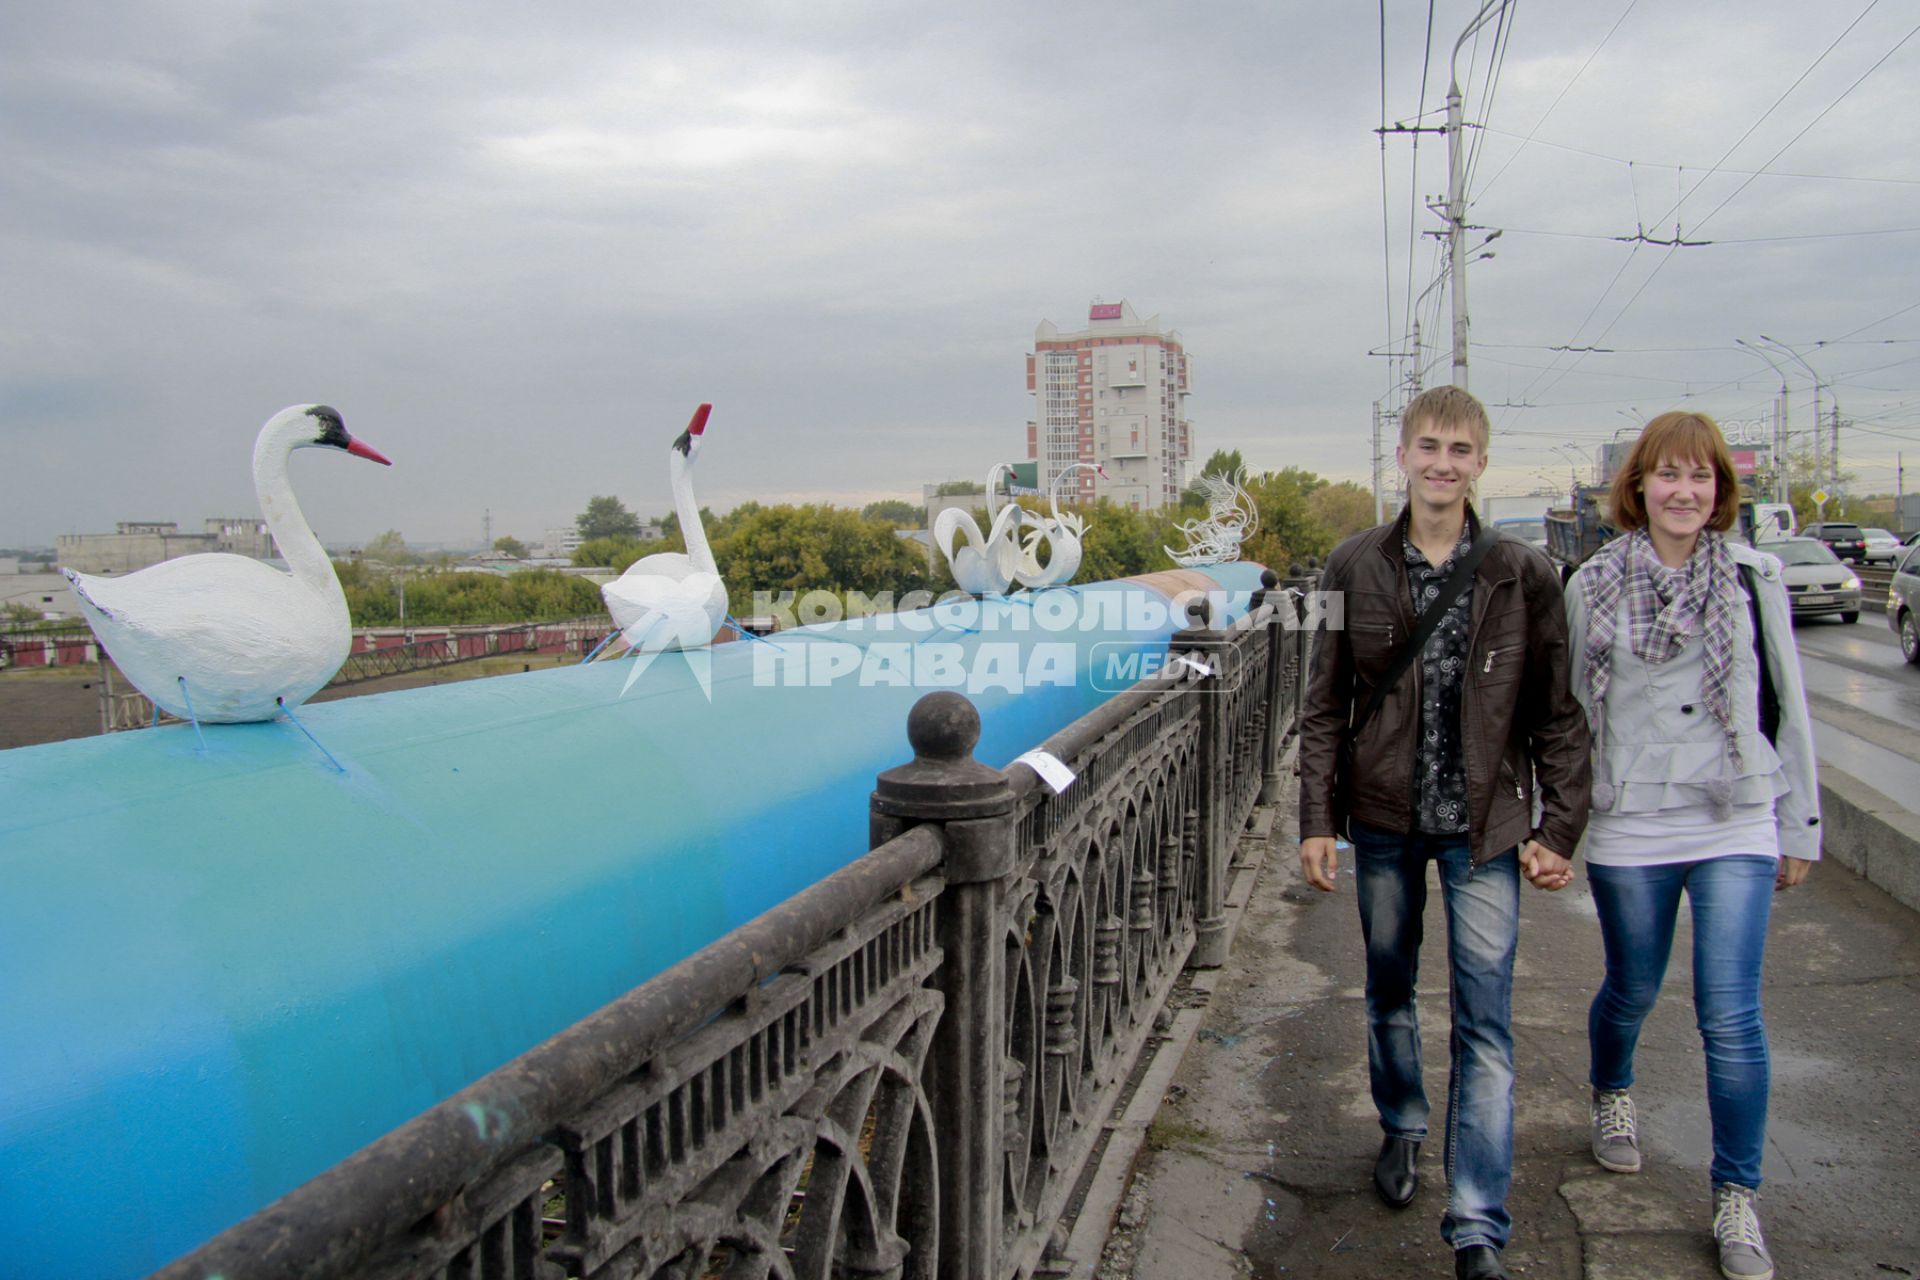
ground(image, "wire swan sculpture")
xmin=1164 ymin=468 xmax=1258 ymax=567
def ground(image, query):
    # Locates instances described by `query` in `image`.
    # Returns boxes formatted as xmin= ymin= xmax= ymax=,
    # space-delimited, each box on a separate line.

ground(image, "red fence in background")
xmin=1 ymin=618 xmax=614 ymax=677
xmin=0 ymin=630 xmax=97 ymax=669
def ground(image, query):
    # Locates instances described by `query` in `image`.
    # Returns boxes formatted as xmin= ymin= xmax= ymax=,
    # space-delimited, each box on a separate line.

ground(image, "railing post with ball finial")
xmin=872 ymin=691 xmax=1017 ymax=1280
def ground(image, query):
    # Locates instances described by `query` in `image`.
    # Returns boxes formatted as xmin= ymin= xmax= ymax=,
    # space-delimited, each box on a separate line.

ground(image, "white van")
xmin=1747 ymin=502 xmax=1795 ymax=544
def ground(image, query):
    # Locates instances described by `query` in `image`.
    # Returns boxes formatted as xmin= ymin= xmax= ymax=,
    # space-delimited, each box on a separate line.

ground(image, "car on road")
xmin=1799 ymin=521 xmax=1869 ymax=563
xmin=1766 ymin=537 xmax=1861 ymax=624
xmin=1890 ymin=542 xmax=1920 ymax=664
xmin=1861 ymin=528 xmax=1902 ymax=565
xmin=1492 ymin=516 xmax=1548 ymax=550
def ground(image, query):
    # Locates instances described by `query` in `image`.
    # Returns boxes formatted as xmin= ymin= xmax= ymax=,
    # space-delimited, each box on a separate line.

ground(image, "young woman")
xmin=1564 ymin=411 xmax=1819 ymax=1280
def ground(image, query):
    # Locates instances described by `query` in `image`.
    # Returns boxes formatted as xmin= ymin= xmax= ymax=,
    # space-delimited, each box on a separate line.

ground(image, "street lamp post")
xmin=1444 ymin=0 xmax=1510 ymax=391
xmin=1735 ymin=339 xmax=1792 ymax=505
xmin=1759 ymin=335 xmax=1833 ymax=498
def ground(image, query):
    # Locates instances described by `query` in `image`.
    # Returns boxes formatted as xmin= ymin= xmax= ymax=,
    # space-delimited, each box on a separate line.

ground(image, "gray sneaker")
xmin=1712 ymin=1184 xmax=1774 ymax=1280
xmin=1591 ymin=1087 xmax=1640 ymax=1173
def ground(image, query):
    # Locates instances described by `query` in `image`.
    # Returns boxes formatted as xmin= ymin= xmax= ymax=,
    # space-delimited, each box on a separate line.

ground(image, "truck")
xmin=1543 ymin=486 xmax=1795 ymax=578
xmin=1479 ymin=493 xmax=1555 ymax=550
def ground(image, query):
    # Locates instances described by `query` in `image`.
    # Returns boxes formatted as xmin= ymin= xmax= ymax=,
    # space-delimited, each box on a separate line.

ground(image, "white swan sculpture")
xmin=1014 ymin=462 xmax=1107 ymax=590
xmin=1165 ymin=468 xmax=1259 ymax=567
xmin=932 ymin=462 xmax=1024 ymax=595
xmin=62 ymin=404 xmax=393 ymax=723
xmin=600 ymin=404 xmax=728 ymax=693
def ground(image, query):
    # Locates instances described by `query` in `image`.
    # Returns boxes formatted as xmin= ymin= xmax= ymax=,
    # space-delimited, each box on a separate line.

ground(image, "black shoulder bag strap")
xmin=1351 ymin=527 xmax=1503 ymax=738
xmin=1740 ymin=562 xmax=1781 ymax=747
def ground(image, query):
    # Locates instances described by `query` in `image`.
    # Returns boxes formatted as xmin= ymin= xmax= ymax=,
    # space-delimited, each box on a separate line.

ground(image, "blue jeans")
xmin=1587 ymin=855 xmax=1775 ymax=1189
xmin=1352 ymin=820 xmax=1519 ymax=1251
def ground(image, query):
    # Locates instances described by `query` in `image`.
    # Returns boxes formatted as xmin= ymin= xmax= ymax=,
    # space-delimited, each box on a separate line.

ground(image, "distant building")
xmin=0 ymin=572 xmax=78 ymax=620
xmin=55 ymin=518 xmax=274 ymax=574
xmin=541 ymin=523 xmax=661 ymax=561
xmin=1027 ymin=299 xmax=1193 ymax=511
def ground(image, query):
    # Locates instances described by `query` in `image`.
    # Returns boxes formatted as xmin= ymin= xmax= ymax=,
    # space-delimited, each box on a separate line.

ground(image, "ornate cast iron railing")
xmin=153 ymin=577 xmax=1310 ymax=1280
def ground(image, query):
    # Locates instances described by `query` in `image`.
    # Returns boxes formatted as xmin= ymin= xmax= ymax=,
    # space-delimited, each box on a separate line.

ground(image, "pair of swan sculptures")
xmin=62 ymin=404 xmax=1105 ymax=727
xmin=932 ymin=462 xmax=1107 ymax=595
xmin=63 ymin=403 xmax=728 ymax=725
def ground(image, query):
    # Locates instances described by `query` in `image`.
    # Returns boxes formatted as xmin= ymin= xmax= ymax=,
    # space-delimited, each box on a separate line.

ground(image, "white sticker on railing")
xmin=1174 ymin=653 xmax=1215 ymax=678
xmin=1014 ymin=749 xmax=1076 ymax=794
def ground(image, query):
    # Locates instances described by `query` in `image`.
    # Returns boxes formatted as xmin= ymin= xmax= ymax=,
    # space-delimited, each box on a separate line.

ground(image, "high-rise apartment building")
xmin=1025 ymin=299 xmax=1192 ymax=511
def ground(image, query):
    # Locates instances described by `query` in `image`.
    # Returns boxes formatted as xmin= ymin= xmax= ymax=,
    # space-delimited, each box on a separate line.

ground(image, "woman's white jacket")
xmin=1563 ymin=540 xmax=1822 ymax=861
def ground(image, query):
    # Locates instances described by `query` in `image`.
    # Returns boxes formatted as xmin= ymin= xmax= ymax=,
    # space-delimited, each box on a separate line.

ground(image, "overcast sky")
xmin=3 ymin=1 xmax=1916 ymax=551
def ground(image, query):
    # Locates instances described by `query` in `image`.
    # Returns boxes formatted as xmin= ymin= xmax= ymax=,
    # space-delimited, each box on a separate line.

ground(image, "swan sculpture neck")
xmin=669 ymin=446 xmax=716 ymax=575
xmin=984 ymin=462 xmax=1016 ymax=522
xmin=1048 ymin=462 xmax=1096 ymax=522
xmin=251 ymin=409 xmax=337 ymax=593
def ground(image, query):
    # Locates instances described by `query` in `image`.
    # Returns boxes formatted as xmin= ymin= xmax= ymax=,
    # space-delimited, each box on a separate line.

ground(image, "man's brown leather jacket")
xmin=1297 ymin=511 xmax=1591 ymax=864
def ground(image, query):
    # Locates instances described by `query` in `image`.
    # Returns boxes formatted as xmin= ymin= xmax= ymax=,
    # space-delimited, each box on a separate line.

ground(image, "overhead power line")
xmin=1648 ymin=0 xmax=1886 ymax=235
xmin=1401 ymin=0 xmax=1440 ymax=393
xmin=1492 ymin=225 xmax=1920 ymax=244
xmin=1378 ymin=0 xmax=1396 ymax=403
xmin=1678 ymin=14 xmax=1920 ymax=242
xmin=1476 ymin=0 xmax=1639 ymax=199
xmin=1509 ymin=12 xmax=1920 ymax=417
xmin=1833 ymin=299 xmax=1920 ymax=342
xmin=1475 ymin=127 xmax=1920 ymax=185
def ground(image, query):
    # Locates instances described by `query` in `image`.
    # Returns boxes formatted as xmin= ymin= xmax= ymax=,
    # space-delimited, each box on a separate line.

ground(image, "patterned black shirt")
xmin=1405 ymin=521 xmax=1476 ymax=834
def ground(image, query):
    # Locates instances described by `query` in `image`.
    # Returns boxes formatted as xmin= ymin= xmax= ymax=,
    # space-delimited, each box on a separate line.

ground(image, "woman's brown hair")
xmin=1608 ymin=411 xmax=1741 ymax=533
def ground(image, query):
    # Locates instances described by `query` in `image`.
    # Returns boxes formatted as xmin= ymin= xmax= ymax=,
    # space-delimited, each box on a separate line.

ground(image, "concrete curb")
xmin=1819 ymin=765 xmax=1920 ymax=913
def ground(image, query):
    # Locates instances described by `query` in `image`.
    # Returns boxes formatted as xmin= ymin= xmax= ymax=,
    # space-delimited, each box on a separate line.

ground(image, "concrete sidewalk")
xmin=1083 ymin=796 xmax=1920 ymax=1280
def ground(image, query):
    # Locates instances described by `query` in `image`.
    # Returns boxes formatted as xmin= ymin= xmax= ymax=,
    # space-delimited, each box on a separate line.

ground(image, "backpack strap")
xmin=1351 ymin=527 xmax=1503 ymax=738
xmin=1740 ymin=562 xmax=1780 ymax=747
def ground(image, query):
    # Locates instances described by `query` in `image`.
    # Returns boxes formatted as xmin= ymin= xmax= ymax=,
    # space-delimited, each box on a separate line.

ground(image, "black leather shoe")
xmin=1372 ymin=1134 xmax=1419 ymax=1208
xmin=1454 ymin=1244 xmax=1510 ymax=1279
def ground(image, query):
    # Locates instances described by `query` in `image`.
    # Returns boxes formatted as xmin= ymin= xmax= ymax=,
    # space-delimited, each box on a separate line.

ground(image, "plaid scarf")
xmin=1582 ymin=529 xmax=1743 ymax=801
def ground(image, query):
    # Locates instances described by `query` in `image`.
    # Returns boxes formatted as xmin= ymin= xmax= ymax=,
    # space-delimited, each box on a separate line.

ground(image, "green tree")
xmin=1781 ymin=448 xmax=1861 ymax=525
xmin=361 ymin=529 xmax=415 ymax=565
xmin=492 ymin=535 xmax=528 ymax=558
xmin=1240 ymin=467 xmax=1331 ymax=572
xmin=335 ymin=565 xmax=604 ymax=627
xmin=1306 ymin=481 xmax=1378 ymax=546
xmin=576 ymin=495 xmax=642 ymax=541
xmin=862 ymin=499 xmax=923 ymax=528
xmin=934 ymin=479 xmax=986 ymax=496
xmin=715 ymin=504 xmax=935 ymax=612
xmin=1180 ymin=449 xmax=1249 ymax=507
xmin=1075 ymin=500 xmax=1177 ymax=582
xmin=573 ymin=535 xmax=645 ymax=568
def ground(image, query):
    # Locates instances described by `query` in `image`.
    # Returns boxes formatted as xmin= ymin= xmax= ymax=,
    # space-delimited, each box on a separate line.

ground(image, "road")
xmin=1791 ymin=614 xmax=1920 ymax=820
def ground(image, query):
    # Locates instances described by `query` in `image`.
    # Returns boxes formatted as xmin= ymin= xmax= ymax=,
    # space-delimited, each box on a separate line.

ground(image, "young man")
xmin=1297 ymin=386 xmax=1590 ymax=1280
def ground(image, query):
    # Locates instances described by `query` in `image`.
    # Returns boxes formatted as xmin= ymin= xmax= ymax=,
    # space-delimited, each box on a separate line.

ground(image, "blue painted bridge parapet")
xmin=148 ymin=578 xmax=1311 ymax=1280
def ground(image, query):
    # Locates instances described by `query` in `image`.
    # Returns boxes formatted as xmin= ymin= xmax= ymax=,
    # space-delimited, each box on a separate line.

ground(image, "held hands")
xmin=1300 ymin=836 xmax=1340 ymax=892
xmin=1776 ymin=855 xmax=1813 ymax=891
xmin=1520 ymin=840 xmax=1573 ymax=891
xmin=1304 ymin=836 xmax=1570 ymax=892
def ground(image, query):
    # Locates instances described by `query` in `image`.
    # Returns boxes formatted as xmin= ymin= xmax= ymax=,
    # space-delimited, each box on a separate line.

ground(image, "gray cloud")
xmin=2 ymin=1 xmax=1915 ymax=548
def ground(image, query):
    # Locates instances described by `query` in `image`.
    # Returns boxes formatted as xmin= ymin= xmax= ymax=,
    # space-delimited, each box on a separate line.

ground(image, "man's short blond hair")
xmin=1399 ymin=385 xmax=1491 ymax=454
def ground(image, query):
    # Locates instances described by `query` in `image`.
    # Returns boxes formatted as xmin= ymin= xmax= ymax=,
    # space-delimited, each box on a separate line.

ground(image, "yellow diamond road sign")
xmin=1811 ymin=488 xmax=1830 ymax=505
